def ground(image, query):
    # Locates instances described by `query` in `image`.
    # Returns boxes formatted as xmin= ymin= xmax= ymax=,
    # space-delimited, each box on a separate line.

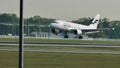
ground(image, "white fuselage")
xmin=50 ymin=20 xmax=96 ymax=31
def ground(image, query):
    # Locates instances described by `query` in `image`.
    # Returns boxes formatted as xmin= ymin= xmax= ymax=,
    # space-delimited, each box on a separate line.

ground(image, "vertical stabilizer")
xmin=89 ymin=14 xmax=100 ymax=29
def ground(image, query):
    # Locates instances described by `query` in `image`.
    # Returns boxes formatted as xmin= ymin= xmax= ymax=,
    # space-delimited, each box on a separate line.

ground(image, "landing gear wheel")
xmin=78 ymin=36 xmax=83 ymax=39
xmin=64 ymin=35 xmax=68 ymax=38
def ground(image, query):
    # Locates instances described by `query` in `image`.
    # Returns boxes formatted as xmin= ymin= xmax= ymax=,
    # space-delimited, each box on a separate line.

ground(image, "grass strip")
xmin=1 ymin=45 xmax=120 ymax=51
xmin=0 ymin=51 xmax=120 ymax=68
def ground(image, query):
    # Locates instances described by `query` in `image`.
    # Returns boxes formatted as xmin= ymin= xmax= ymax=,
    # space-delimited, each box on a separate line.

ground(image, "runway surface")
xmin=1 ymin=47 xmax=120 ymax=54
xmin=0 ymin=42 xmax=120 ymax=54
xmin=0 ymin=42 xmax=120 ymax=47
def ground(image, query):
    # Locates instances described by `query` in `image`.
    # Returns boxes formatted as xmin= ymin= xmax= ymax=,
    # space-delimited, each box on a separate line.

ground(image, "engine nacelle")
xmin=51 ymin=28 xmax=61 ymax=35
xmin=71 ymin=29 xmax=82 ymax=35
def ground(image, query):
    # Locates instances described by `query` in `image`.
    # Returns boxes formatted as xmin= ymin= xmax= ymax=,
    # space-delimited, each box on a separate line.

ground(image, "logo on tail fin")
xmin=89 ymin=14 xmax=100 ymax=29
xmin=91 ymin=14 xmax=100 ymax=24
xmin=92 ymin=19 xmax=99 ymax=24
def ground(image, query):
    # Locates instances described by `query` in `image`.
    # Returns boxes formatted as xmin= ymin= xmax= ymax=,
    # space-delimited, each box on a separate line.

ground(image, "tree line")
xmin=0 ymin=13 xmax=119 ymax=39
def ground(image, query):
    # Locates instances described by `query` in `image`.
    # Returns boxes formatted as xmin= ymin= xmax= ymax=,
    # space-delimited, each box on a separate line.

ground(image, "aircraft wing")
xmin=82 ymin=28 xmax=114 ymax=32
xmin=81 ymin=28 xmax=114 ymax=34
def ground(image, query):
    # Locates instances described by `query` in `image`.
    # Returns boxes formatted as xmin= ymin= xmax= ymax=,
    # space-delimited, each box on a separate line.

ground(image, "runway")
xmin=0 ymin=42 xmax=120 ymax=54
xmin=0 ymin=42 xmax=120 ymax=47
xmin=1 ymin=47 xmax=120 ymax=54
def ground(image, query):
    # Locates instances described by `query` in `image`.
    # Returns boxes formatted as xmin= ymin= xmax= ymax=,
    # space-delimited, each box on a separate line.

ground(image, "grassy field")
xmin=0 ymin=51 xmax=120 ymax=68
xmin=0 ymin=38 xmax=120 ymax=68
xmin=0 ymin=38 xmax=120 ymax=45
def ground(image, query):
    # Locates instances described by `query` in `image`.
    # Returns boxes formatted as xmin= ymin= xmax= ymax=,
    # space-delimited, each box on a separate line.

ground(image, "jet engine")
xmin=70 ymin=29 xmax=82 ymax=35
xmin=51 ymin=28 xmax=61 ymax=35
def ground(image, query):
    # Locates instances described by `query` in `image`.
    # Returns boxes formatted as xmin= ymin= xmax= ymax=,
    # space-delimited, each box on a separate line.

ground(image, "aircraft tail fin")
xmin=89 ymin=14 xmax=100 ymax=29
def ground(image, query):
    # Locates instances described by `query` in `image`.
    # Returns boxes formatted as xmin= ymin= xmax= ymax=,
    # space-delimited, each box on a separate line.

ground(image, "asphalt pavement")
xmin=0 ymin=42 xmax=120 ymax=54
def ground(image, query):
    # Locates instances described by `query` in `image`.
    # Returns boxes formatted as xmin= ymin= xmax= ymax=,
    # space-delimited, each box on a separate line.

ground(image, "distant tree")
xmin=25 ymin=16 xmax=54 ymax=33
xmin=0 ymin=13 xmax=18 ymax=23
xmin=0 ymin=13 xmax=19 ymax=35
xmin=108 ymin=20 xmax=120 ymax=39
xmin=0 ymin=13 xmax=119 ymax=39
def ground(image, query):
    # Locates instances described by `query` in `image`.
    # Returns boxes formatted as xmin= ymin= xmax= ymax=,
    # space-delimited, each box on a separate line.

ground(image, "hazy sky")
xmin=0 ymin=0 xmax=120 ymax=21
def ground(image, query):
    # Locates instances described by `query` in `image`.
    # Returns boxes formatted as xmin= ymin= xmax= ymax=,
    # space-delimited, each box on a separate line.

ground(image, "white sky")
xmin=0 ymin=0 xmax=120 ymax=21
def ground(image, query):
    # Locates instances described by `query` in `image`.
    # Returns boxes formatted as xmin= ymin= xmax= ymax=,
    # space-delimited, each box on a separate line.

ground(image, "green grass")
xmin=0 ymin=38 xmax=18 ymax=42
xmin=25 ymin=46 xmax=120 ymax=51
xmin=1 ymin=38 xmax=120 ymax=68
xmin=25 ymin=38 xmax=120 ymax=45
xmin=28 ymin=46 xmax=120 ymax=51
xmin=0 ymin=38 xmax=120 ymax=45
xmin=0 ymin=51 xmax=120 ymax=68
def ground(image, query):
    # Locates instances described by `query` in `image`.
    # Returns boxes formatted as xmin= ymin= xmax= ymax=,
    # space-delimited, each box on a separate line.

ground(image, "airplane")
xmin=49 ymin=14 xmax=110 ymax=39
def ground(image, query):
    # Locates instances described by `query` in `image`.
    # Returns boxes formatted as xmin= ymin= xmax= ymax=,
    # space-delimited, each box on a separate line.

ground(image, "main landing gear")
xmin=64 ymin=32 xmax=68 ymax=38
xmin=64 ymin=35 xmax=68 ymax=38
xmin=78 ymin=35 xmax=83 ymax=39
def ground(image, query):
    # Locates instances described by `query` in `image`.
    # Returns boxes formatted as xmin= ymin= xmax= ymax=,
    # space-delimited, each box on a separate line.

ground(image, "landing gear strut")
xmin=64 ymin=32 xmax=68 ymax=38
xmin=64 ymin=35 xmax=68 ymax=38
